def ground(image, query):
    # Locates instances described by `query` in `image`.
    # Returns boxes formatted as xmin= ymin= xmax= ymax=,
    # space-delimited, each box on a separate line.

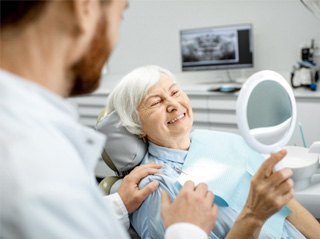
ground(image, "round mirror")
xmin=236 ymin=70 xmax=297 ymax=169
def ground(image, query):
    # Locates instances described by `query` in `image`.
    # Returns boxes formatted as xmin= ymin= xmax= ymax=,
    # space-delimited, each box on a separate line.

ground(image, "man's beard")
xmin=69 ymin=13 xmax=111 ymax=96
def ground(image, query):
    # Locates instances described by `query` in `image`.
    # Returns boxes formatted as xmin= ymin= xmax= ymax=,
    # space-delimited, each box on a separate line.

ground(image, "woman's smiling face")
xmin=138 ymin=74 xmax=193 ymax=149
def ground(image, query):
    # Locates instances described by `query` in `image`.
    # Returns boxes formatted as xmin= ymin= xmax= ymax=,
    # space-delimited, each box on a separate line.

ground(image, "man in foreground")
xmin=0 ymin=1 xmax=216 ymax=238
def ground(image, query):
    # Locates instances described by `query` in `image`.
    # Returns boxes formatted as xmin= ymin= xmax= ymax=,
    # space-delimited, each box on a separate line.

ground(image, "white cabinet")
xmin=187 ymin=92 xmax=239 ymax=134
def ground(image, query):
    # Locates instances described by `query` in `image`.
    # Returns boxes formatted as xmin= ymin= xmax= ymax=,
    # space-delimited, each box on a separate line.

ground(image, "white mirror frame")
xmin=236 ymin=70 xmax=297 ymax=154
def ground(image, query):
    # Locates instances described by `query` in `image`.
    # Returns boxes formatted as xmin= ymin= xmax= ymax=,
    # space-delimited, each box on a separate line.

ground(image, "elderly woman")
xmin=105 ymin=65 xmax=319 ymax=239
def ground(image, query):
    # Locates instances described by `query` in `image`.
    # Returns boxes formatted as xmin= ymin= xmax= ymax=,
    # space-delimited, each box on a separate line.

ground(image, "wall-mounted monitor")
xmin=180 ymin=23 xmax=253 ymax=71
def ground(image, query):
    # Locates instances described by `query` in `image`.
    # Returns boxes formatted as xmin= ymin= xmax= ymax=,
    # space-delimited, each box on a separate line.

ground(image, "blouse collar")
xmin=148 ymin=141 xmax=188 ymax=164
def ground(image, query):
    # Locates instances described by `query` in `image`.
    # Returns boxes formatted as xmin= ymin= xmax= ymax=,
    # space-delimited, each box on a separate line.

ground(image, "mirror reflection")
xmin=247 ymin=80 xmax=293 ymax=145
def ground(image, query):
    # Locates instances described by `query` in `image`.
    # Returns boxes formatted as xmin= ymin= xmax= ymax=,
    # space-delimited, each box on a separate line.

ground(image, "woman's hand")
xmin=226 ymin=149 xmax=294 ymax=239
xmin=244 ymin=149 xmax=294 ymax=223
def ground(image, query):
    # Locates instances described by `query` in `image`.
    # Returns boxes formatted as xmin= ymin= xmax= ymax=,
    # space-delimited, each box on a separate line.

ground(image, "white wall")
xmin=100 ymin=0 xmax=320 ymax=88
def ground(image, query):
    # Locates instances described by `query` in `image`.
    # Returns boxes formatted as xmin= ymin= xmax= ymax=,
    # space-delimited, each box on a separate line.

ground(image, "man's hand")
xmin=244 ymin=149 xmax=294 ymax=223
xmin=118 ymin=162 xmax=161 ymax=213
xmin=161 ymin=181 xmax=218 ymax=235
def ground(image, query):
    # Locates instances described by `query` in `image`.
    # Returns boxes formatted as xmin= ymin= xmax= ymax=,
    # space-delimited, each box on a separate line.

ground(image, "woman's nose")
xmin=166 ymin=98 xmax=179 ymax=112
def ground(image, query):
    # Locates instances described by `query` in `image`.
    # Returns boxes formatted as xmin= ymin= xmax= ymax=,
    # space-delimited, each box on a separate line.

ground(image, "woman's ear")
xmin=140 ymin=133 xmax=147 ymax=143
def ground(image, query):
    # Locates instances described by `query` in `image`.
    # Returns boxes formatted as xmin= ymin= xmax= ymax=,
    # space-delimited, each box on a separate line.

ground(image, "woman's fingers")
xmin=245 ymin=149 xmax=295 ymax=222
xmin=276 ymin=178 xmax=294 ymax=195
xmin=256 ymin=150 xmax=287 ymax=179
xmin=273 ymin=178 xmax=294 ymax=203
xmin=268 ymin=168 xmax=293 ymax=187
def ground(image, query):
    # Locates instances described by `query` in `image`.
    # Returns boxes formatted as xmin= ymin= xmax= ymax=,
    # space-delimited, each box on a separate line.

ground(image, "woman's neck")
xmin=150 ymin=134 xmax=191 ymax=150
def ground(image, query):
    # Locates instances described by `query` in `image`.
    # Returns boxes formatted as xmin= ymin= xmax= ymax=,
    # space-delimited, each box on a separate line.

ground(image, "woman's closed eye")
xmin=151 ymin=100 xmax=162 ymax=107
xmin=171 ymin=90 xmax=180 ymax=96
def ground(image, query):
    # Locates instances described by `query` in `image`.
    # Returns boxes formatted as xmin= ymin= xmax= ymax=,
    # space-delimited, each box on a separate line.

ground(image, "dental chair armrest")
xmin=99 ymin=176 xmax=122 ymax=195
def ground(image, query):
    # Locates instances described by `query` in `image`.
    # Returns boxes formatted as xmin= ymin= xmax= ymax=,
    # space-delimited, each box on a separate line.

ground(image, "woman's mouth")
xmin=168 ymin=113 xmax=185 ymax=124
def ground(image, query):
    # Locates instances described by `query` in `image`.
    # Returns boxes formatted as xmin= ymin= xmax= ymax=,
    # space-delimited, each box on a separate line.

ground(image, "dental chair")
xmin=95 ymin=110 xmax=147 ymax=239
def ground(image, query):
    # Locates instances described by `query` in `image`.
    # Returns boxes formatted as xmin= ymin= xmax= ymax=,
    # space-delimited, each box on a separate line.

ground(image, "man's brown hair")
xmin=0 ymin=1 xmax=48 ymax=30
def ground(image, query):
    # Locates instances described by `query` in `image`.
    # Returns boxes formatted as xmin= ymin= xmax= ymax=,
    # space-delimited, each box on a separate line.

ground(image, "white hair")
xmin=105 ymin=65 xmax=176 ymax=135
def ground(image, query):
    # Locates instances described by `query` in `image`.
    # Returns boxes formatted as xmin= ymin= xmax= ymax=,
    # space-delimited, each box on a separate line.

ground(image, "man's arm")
xmin=104 ymin=162 xmax=161 ymax=229
xmin=104 ymin=193 xmax=130 ymax=229
xmin=165 ymin=223 xmax=208 ymax=239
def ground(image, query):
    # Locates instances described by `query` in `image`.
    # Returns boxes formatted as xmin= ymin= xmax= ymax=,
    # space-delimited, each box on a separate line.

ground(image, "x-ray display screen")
xmin=180 ymin=24 xmax=253 ymax=71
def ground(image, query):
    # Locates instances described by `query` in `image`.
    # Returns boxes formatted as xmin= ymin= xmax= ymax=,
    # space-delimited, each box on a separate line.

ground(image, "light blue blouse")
xmin=130 ymin=130 xmax=305 ymax=239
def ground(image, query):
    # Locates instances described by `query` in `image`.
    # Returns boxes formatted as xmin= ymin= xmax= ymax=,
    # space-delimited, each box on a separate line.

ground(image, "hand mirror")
xmin=236 ymin=70 xmax=297 ymax=170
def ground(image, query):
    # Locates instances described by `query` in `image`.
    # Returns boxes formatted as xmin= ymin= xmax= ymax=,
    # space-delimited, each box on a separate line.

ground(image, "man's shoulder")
xmin=0 ymin=114 xmax=85 ymax=184
xmin=0 ymin=120 xmax=75 ymax=156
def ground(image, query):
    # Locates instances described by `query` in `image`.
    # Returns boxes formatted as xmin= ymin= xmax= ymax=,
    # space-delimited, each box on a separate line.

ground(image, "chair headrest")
xmin=96 ymin=111 xmax=147 ymax=175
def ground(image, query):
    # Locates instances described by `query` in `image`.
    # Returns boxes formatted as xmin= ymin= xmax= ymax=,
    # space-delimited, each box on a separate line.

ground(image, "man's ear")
xmin=71 ymin=0 xmax=100 ymax=36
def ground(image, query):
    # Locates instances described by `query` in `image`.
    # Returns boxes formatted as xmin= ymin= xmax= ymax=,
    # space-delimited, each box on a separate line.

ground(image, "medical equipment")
xmin=290 ymin=39 xmax=319 ymax=91
xmin=282 ymin=146 xmax=320 ymax=191
xmin=284 ymin=142 xmax=320 ymax=218
xmin=298 ymin=122 xmax=307 ymax=148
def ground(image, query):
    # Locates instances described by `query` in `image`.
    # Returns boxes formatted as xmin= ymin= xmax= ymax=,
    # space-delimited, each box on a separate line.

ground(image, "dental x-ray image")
xmin=181 ymin=29 xmax=239 ymax=64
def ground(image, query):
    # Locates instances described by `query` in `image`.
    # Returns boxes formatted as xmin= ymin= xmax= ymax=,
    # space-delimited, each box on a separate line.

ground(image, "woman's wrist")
xmin=226 ymin=207 xmax=265 ymax=239
xmin=238 ymin=206 xmax=265 ymax=228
